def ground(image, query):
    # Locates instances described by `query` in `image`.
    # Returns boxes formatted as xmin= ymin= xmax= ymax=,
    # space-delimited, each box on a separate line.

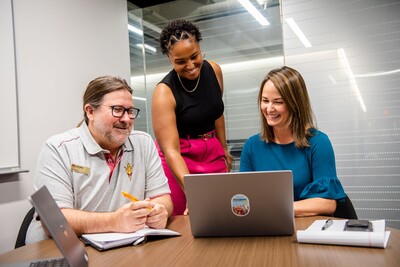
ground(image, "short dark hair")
xmin=159 ymin=19 xmax=202 ymax=55
xmin=82 ymin=76 xmax=132 ymax=124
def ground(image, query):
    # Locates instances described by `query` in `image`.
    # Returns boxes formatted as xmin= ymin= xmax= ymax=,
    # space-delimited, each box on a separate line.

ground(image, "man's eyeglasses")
xmin=107 ymin=105 xmax=140 ymax=119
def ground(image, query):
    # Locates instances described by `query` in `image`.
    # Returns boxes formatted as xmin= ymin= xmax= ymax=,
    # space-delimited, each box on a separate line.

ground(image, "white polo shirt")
xmin=26 ymin=123 xmax=170 ymax=243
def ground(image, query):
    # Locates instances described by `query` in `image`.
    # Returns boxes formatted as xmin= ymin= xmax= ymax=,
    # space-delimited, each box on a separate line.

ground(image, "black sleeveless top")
xmin=159 ymin=60 xmax=224 ymax=137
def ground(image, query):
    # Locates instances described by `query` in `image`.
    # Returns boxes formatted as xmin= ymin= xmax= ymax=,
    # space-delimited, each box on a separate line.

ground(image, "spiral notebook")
xmin=81 ymin=227 xmax=180 ymax=251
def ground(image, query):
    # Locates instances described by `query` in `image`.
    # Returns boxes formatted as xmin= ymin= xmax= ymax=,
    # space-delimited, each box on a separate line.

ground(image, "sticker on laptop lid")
xmin=231 ymin=194 xmax=250 ymax=217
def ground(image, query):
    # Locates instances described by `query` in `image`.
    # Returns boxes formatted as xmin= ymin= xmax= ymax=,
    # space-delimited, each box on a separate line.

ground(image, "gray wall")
xmin=0 ymin=0 xmax=19 ymax=171
xmin=0 ymin=0 xmax=130 ymax=253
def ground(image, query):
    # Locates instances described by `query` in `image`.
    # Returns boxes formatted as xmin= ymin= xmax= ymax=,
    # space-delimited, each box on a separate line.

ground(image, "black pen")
xmin=322 ymin=219 xmax=333 ymax=230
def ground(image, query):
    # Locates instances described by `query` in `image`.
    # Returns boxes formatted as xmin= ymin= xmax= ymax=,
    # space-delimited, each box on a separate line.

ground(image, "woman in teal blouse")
xmin=240 ymin=66 xmax=345 ymax=216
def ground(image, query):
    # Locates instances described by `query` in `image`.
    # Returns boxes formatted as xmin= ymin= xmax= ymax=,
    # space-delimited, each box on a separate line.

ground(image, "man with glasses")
xmin=26 ymin=76 xmax=172 ymax=243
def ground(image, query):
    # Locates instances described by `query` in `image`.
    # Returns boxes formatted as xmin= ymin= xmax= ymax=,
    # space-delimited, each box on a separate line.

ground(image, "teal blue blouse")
xmin=239 ymin=130 xmax=346 ymax=201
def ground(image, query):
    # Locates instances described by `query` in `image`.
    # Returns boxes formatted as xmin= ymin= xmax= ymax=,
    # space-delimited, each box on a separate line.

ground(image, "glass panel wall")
xmin=282 ymin=0 xmax=400 ymax=229
xmin=127 ymin=5 xmax=149 ymax=132
xmin=128 ymin=0 xmax=400 ymax=229
xmin=127 ymin=0 xmax=283 ymax=171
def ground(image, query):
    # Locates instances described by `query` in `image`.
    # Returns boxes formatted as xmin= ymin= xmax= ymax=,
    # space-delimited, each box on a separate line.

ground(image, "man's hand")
xmin=113 ymin=200 xmax=152 ymax=232
xmin=146 ymin=194 xmax=173 ymax=229
xmin=146 ymin=202 xmax=168 ymax=229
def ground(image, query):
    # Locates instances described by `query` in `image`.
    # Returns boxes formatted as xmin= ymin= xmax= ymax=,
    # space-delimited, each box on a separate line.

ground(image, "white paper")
xmin=297 ymin=219 xmax=391 ymax=248
xmin=81 ymin=227 xmax=180 ymax=250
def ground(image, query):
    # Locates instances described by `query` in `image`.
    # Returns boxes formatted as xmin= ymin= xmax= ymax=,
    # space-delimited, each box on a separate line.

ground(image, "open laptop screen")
xmin=29 ymin=186 xmax=89 ymax=267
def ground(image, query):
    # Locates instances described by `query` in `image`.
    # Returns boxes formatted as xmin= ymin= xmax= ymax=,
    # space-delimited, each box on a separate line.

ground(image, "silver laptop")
xmin=184 ymin=171 xmax=294 ymax=237
xmin=6 ymin=186 xmax=89 ymax=267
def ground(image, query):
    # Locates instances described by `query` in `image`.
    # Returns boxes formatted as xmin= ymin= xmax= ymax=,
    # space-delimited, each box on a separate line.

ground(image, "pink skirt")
xmin=156 ymin=134 xmax=227 ymax=215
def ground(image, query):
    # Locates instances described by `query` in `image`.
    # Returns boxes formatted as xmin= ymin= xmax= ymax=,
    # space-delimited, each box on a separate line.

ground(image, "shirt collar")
xmin=78 ymin=122 xmax=134 ymax=155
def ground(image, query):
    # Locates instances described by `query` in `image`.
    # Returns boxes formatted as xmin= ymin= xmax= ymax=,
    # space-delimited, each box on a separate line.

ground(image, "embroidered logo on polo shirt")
xmin=124 ymin=163 xmax=133 ymax=180
xmin=71 ymin=164 xmax=90 ymax=175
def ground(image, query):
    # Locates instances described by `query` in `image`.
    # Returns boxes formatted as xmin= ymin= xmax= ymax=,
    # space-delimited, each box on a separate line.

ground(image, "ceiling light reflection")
xmin=136 ymin=43 xmax=157 ymax=53
xmin=285 ymin=18 xmax=312 ymax=48
xmin=237 ymin=0 xmax=270 ymax=26
xmin=338 ymin=48 xmax=367 ymax=112
xmin=132 ymin=96 xmax=147 ymax=101
xmin=354 ymin=69 xmax=400 ymax=78
xmin=128 ymin=24 xmax=143 ymax=36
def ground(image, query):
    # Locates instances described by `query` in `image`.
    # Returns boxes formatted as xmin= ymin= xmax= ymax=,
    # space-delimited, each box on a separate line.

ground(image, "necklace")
xmin=177 ymin=73 xmax=201 ymax=93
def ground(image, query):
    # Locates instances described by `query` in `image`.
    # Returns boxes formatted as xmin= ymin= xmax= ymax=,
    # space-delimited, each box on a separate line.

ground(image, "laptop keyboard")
xmin=29 ymin=257 xmax=69 ymax=267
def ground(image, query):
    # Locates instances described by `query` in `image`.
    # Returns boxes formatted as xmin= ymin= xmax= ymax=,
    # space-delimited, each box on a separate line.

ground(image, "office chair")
xmin=333 ymin=194 xmax=358 ymax=219
xmin=15 ymin=207 xmax=35 ymax=249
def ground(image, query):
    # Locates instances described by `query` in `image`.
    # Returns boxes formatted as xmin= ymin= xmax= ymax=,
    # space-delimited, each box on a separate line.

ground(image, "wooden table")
xmin=0 ymin=216 xmax=399 ymax=267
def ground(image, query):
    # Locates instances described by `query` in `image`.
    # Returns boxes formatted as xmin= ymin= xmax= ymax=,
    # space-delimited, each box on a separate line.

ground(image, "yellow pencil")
xmin=122 ymin=191 xmax=139 ymax=202
xmin=122 ymin=191 xmax=152 ymax=210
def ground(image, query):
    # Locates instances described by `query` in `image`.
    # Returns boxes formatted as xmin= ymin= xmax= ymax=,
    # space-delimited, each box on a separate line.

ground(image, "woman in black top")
xmin=152 ymin=19 xmax=233 ymax=215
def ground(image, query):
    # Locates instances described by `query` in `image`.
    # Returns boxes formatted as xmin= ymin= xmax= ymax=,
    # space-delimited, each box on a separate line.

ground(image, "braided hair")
xmin=159 ymin=19 xmax=202 ymax=55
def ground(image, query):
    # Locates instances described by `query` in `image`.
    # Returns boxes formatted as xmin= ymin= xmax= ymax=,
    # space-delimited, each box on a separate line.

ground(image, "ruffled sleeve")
xmin=299 ymin=177 xmax=346 ymax=201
